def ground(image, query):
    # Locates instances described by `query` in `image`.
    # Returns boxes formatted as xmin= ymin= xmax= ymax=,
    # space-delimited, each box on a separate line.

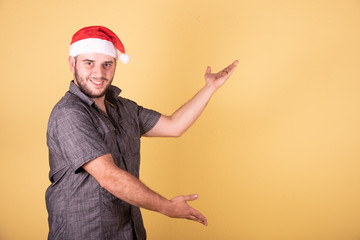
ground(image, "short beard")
xmin=74 ymin=62 xmax=113 ymax=99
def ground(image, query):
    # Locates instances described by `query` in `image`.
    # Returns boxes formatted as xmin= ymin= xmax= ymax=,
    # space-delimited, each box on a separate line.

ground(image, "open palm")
xmin=204 ymin=60 xmax=238 ymax=89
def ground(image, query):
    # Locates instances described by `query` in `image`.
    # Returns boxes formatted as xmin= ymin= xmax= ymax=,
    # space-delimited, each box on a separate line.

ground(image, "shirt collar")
xmin=69 ymin=81 xmax=122 ymax=107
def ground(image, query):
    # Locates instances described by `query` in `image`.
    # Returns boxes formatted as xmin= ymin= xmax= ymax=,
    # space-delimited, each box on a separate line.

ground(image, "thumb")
xmin=205 ymin=66 xmax=211 ymax=74
xmin=182 ymin=194 xmax=199 ymax=202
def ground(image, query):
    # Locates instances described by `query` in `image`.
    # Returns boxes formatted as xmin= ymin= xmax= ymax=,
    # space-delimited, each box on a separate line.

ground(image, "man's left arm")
xmin=144 ymin=60 xmax=238 ymax=137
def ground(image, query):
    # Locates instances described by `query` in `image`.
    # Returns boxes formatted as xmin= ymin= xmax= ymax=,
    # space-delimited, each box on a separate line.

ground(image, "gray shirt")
xmin=46 ymin=81 xmax=161 ymax=240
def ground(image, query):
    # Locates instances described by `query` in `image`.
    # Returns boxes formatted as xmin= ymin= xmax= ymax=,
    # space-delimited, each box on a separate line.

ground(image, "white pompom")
xmin=119 ymin=53 xmax=130 ymax=64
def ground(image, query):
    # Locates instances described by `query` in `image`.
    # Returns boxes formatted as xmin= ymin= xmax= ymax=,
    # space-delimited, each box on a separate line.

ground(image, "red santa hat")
xmin=69 ymin=26 xmax=130 ymax=64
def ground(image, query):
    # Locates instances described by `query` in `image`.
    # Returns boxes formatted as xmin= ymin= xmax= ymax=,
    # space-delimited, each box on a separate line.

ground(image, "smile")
xmin=89 ymin=78 xmax=105 ymax=86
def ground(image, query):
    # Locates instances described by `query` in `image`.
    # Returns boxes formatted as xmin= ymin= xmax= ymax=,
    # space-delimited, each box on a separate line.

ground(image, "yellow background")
xmin=1 ymin=0 xmax=360 ymax=239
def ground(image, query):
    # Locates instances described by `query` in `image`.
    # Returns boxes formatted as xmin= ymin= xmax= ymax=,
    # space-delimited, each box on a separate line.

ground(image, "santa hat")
xmin=69 ymin=26 xmax=130 ymax=64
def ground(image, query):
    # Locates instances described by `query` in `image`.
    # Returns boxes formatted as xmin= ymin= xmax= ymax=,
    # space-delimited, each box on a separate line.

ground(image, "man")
xmin=46 ymin=26 xmax=238 ymax=240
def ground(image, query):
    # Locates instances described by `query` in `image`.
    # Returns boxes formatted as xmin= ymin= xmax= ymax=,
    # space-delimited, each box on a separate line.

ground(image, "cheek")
xmin=105 ymin=68 xmax=116 ymax=78
xmin=77 ymin=68 xmax=92 ymax=78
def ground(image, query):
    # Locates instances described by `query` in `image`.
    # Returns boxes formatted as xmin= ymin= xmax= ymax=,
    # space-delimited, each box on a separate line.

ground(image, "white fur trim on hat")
xmin=69 ymin=38 xmax=118 ymax=59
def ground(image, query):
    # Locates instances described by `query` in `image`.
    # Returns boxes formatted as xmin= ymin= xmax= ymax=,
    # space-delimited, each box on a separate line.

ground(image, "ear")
xmin=69 ymin=56 xmax=76 ymax=73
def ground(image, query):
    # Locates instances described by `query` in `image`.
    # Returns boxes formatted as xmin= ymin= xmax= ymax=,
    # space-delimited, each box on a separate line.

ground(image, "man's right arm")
xmin=144 ymin=60 xmax=238 ymax=138
xmin=82 ymin=153 xmax=208 ymax=226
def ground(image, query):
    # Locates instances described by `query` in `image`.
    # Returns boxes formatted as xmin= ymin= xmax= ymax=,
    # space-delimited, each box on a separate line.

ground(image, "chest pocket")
xmin=121 ymin=119 xmax=141 ymax=155
xmin=94 ymin=116 xmax=117 ymax=146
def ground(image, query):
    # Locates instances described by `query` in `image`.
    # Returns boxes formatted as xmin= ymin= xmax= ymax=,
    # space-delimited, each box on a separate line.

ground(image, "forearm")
xmin=145 ymin=83 xmax=217 ymax=137
xmin=83 ymin=154 xmax=208 ymax=225
xmin=88 ymin=155 xmax=169 ymax=213
xmin=167 ymin=83 xmax=217 ymax=136
xmin=105 ymin=170 xmax=207 ymax=224
xmin=102 ymin=166 xmax=170 ymax=214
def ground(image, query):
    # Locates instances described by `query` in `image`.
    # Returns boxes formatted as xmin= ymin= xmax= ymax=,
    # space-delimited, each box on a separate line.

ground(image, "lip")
xmin=89 ymin=79 xmax=105 ymax=87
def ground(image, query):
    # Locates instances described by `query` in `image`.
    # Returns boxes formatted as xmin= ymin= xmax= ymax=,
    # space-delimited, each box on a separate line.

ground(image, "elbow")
xmin=169 ymin=128 xmax=185 ymax=138
xmin=98 ymin=176 xmax=111 ymax=191
xmin=98 ymin=175 xmax=126 ymax=200
xmin=164 ymin=116 xmax=186 ymax=137
xmin=157 ymin=115 xmax=189 ymax=137
xmin=97 ymin=171 xmax=117 ymax=193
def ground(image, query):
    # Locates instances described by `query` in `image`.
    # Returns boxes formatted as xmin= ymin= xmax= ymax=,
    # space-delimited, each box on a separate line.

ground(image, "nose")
xmin=91 ymin=64 xmax=104 ymax=78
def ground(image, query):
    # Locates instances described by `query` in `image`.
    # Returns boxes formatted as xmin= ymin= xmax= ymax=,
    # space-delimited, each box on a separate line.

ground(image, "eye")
xmin=103 ymin=63 xmax=112 ymax=69
xmin=84 ymin=61 xmax=93 ymax=66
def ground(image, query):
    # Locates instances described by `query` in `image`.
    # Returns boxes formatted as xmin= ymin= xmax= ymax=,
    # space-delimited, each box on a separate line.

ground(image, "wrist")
xmin=157 ymin=197 xmax=172 ymax=216
xmin=203 ymin=82 xmax=217 ymax=95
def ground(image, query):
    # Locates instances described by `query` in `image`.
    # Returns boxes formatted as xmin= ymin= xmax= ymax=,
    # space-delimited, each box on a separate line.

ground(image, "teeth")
xmin=91 ymin=79 xmax=102 ymax=84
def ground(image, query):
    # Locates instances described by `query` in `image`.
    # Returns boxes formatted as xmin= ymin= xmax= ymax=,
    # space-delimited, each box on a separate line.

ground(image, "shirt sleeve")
xmin=138 ymin=106 xmax=161 ymax=135
xmin=117 ymin=97 xmax=161 ymax=136
xmin=48 ymin=103 xmax=110 ymax=173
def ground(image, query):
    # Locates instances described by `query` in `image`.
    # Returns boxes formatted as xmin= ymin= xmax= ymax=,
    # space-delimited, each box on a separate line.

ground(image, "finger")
xmin=221 ymin=70 xmax=229 ymax=75
xmin=188 ymin=213 xmax=206 ymax=225
xmin=188 ymin=214 xmax=208 ymax=226
xmin=224 ymin=60 xmax=239 ymax=73
xmin=205 ymin=66 xmax=211 ymax=74
xmin=190 ymin=209 xmax=208 ymax=226
xmin=182 ymin=194 xmax=199 ymax=202
xmin=229 ymin=60 xmax=238 ymax=68
xmin=216 ymin=62 xmax=237 ymax=78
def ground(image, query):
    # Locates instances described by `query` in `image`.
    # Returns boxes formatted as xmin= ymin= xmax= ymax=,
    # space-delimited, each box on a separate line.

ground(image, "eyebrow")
xmin=82 ymin=59 xmax=114 ymax=64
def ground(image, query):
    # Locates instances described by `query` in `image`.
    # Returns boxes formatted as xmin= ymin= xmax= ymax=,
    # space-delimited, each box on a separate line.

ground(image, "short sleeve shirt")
xmin=45 ymin=82 xmax=161 ymax=240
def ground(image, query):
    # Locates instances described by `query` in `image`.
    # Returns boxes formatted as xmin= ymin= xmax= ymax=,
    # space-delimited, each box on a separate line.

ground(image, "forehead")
xmin=76 ymin=52 xmax=115 ymax=62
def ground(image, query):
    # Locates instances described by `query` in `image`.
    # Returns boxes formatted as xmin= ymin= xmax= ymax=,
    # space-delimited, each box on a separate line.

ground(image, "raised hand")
xmin=204 ymin=60 xmax=239 ymax=90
